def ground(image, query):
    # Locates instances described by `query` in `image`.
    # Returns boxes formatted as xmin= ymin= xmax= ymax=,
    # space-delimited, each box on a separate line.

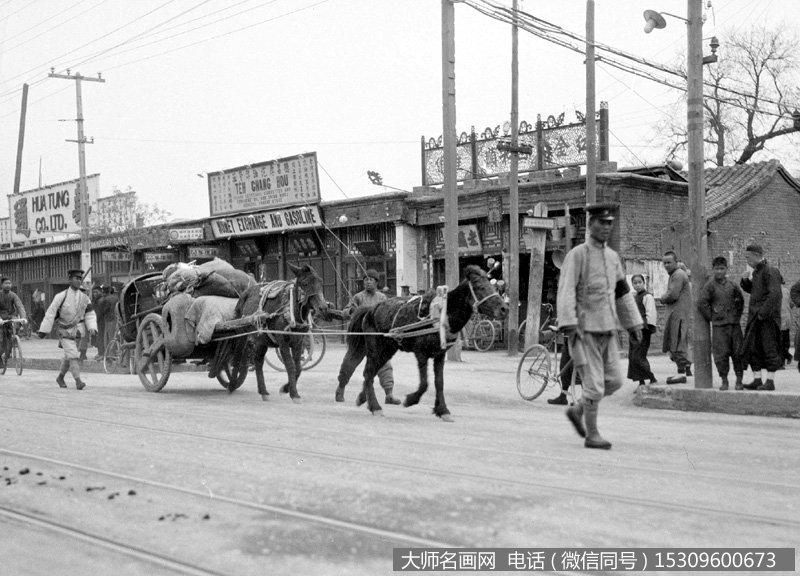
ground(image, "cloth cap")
xmin=363 ymin=269 xmax=380 ymax=281
xmin=584 ymin=202 xmax=617 ymax=221
xmin=67 ymin=269 xmax=84 ymax=279
xmin=745 ymin=244 xmax=763 ymax=255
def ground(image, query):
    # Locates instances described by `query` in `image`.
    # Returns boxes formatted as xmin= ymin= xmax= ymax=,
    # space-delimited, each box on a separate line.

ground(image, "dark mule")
xmin=340 ymin=265 xmax=508 ymax=421
xmin=230 ymin=263 xmax=328 ymax=402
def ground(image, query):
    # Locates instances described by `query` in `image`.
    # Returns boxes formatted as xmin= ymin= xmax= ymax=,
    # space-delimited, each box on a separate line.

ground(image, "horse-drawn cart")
xmin=117 ymin=272 xmax=259 ymax=393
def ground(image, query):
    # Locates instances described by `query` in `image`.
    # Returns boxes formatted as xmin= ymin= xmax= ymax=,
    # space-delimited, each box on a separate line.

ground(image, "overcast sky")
xmin=1 ymin=0 xmax=797 ymax=222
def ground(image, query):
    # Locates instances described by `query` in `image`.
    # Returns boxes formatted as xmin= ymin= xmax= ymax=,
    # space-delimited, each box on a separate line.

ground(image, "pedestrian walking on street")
xmin=335 ymin=269 xmax=401 ymax=405
xmin=0 ymin=277 xmax=27 ymax=365
xmin=38 ymin=270 xmax=97 ymax=390
xmin=791 ymin=279 xmax=800 ymax=373
xmin=558 ymin=203 xmax=643 ymax=450
xmin=659 ymin=251 xmax=693 ymax=384
xmin=697 ymin=256 xmax=745 ymax=390
xmin=779 ymin=276 xmax=793 ymax=367
xmin=90 ymin=285 xmax=105 ymax=360
xmin=627 ymin=274 xmax=657 ymax=387
xmin=739 ymin=245 xmax=783 ymax=391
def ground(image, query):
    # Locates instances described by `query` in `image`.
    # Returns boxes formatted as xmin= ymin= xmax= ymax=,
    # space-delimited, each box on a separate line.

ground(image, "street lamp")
xmin=644 ymin=0 xmax=713 ymax=389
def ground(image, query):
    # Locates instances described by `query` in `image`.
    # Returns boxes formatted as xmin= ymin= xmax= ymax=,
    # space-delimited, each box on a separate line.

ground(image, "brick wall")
xmin=615 ymin=182 xmax=689 ymax=260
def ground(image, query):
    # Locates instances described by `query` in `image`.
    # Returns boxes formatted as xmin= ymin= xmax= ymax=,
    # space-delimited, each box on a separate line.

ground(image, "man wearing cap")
xmin=38 ymin=270 xmax=97 ymax=390
xmin=740 ymin=245 xmax=783 ymax=391
xmin=558 ymin=203 xmax=643 ymax=450
xmin=335 ymin=269 xmax=401 ymax=405
xmin=0 ymin=277 xmax=27 ymax=365
xmin=660 ymin=251 xmax=693 ymax=383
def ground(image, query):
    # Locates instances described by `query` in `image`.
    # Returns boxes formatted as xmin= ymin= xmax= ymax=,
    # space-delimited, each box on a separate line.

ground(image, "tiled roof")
xmin=704 ymin=159 xmax=798 ymax=219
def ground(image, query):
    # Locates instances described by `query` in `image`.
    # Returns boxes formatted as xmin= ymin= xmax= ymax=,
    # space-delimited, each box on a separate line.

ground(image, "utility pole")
xmin=686 ymin=0 xmax=712 ymax=388
xmin=585 ymin=0 xmax=597 ymax=208
xmin=13 ymin=83 xmax=29 ymax=196
xmin=49 ymin=70 xmax=105 ymax=286
xmin=507 ymin=0 xmax=520 ymax=356
xmin=442 ymin=0 xmax=461 ymax=361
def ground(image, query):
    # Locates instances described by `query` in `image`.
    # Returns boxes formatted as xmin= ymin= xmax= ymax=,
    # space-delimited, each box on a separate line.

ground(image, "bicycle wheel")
xmin=264 ymin=332 xmax=327 ymax=371
xmin=472 ymin=319 xmax=496 ymax=352
xmin=104 ymin=339 xmax=122 ymax=374
xmin=10 ymin=335 xmax=23 ymax=375
xmin=516 ymin=344 xmax=551 ymax=401
xmin=301 ymin=332 xmax=326 ymax=370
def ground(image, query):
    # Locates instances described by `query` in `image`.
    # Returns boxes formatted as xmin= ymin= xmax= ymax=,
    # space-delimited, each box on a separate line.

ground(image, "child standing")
xmin=697 ymin=256 xmax=745 ymax=390
xmin=627 ymin=274 xmax=658 ymax=387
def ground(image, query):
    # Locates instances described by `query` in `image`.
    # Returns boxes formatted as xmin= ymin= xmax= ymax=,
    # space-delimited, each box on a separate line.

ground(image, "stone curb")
xmin=633 ymin=384 xmax=800 ymax=418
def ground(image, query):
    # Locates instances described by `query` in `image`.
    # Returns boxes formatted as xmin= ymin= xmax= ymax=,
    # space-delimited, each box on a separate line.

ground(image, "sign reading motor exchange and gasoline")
xmin=207 ymin=152 xmax=320 ymax=217
xmin=9 ymin=175 xmax=100 ymax=243
xmin=210 ymin=205 xmax=322 ymax=239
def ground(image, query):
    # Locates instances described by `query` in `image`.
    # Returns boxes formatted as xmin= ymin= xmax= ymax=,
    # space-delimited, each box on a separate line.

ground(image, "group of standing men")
xmin=557 ymin=202 xmax=798 ymax=451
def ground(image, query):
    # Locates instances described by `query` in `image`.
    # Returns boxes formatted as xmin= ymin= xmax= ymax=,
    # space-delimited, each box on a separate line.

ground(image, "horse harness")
xmin=256 ymin=280 xmax=321 ymax=346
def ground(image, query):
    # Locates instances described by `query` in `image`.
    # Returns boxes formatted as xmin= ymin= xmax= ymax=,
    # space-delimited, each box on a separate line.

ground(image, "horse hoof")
xmin=261 ymin=394 xmax=270 ymax=401
xmin=292 ymin=397 xmax=303 ymax=405
xmin=372 ymin=410 xmax=384 ymax=417
xmin=280 ymin=384 xmax=289 ymax=394
xmin=439 ymin=414 xmax=455 ymax=423
xmin=335 ymin=387 xmax=345 ymax=402
xmin=355 ymin=393 xmax=366 ymax=407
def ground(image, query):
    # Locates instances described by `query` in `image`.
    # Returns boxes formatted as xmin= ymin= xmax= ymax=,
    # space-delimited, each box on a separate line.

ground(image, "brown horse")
xmin=339 ymin=265 xmax=508 ymax=421
xmin=230 ymin=263 xmax=328 ymax=402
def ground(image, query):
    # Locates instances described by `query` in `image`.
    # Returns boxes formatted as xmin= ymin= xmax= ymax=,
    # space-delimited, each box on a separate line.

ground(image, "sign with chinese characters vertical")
xmin=437 ymin=224 xmax=483 ymax=254
xmin=207 ymin=152 xmax=321 ymax=217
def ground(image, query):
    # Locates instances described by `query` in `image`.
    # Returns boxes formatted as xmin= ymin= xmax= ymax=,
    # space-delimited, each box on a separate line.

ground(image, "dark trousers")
xmin=711 ymin=323 xmax=744 ymax=378
xmin=627 ymin=329 xmax=655 ymax=382
xmin=780 ymin=329 xmax=791 ymax=362
xmin=744 ymin=318 xmax=782 ymax=373
xmin=558 ymin=342 xmax=582 ymax=391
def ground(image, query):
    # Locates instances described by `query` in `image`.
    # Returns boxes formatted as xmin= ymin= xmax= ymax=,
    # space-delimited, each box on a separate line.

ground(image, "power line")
xmin=0 ymin=0 xmax=39 ymax=25
xmin=1 ymin=0 xmax=89 ymax=48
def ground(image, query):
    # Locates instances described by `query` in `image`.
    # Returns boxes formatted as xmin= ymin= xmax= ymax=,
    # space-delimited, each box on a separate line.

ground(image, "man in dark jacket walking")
xmin=740 ymin=245 xmax=783 ymax=391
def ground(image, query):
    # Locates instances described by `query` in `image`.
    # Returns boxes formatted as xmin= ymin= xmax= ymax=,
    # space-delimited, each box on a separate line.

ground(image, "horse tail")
xmin=345 ymin=306 xmax=370 ymax=357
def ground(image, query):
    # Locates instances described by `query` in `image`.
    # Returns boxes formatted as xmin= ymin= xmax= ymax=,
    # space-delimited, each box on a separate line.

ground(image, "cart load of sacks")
xmin=160 ymin=258 xmax=257 ymax=357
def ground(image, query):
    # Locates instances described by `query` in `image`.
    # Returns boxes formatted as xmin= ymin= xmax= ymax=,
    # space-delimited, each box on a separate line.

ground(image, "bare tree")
xmin=655 ymin=25 xmax=800 ymax=167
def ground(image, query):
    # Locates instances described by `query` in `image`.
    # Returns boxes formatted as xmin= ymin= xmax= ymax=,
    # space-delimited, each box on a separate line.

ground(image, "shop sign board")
xmin=207 ymin=152 xmax=320 ymax=217
xmin=168 ymin=228 xmax=204 ymax=243
xmin=436 ymin=224 xmax=483 ymax=254
xmin=210 ymin=205 xmax=322 ymax=239
xmin=9 ymin=174 xmax=100 ymax=243
xmin=188 ymin=245 xmax=222 ymax=260
xmin=144 ymin=252 xmax=177 ymax=264
xmin=101 ymin=251 xmax=132 ymax=262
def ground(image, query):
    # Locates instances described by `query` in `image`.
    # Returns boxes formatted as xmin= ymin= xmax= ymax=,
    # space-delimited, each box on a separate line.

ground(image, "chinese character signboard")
xmin=144 ymin=252 xmax=177 ymax=264
xmin=187 ymin=246 xmax=221 ymax=260
xmin=93 ymin=190 xmax=137 ymax=233
xmin=8 ymin=175 xmax=100 ymax=243
xmin=437 ymin=224 xmax=483 ymax=254
xmin=207 ymin=152 xmax=320 ymax=217
xmin=210 ymin=205 xmax=322 ymax=239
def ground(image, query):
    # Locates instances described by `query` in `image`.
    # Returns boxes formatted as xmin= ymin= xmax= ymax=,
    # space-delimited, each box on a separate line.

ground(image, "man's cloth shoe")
xmin=547 ymin=393 xmax=568 ymax=405
xmin=75 ymin=379 xmax=85 ymax=391
xmin=719 ymin=381 xmax=729 ymax=391
xmin=56 ymin=375 xmax=67 ymax=388
xmin=666 ymin=375 xmax=687 ymax=385
xmin=684 ymin=366 xmax=692 ymax=376
xmin=743 ymin=378 xmax=763 ymax=390
xmin=384 ymin=395 xmax=401 ymax=405
xmin=756 ymin=380 xmax=775 ymax=391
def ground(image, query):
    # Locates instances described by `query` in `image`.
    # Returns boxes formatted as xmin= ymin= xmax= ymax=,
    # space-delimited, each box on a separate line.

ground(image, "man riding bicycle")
xmin=0 ymin=277 xmax=27 ymax=364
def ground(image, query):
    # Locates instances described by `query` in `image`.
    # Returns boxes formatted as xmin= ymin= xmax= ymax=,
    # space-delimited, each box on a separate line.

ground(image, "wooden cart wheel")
xmin=135 ymin=313 xmax=172 ymax=392
xmin=216 ymin=354 xmax=247 ymax=391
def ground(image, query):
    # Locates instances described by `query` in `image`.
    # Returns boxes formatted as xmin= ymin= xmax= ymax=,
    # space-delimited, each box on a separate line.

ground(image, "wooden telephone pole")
xmin=49 ymin=70 xmax=105 ymax=286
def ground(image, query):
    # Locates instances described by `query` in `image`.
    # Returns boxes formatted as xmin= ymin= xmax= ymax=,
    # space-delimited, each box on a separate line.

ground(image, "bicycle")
xmin=516 ymin=323 xmax=582 ymax=404
xmin=461 ymin=313 xmax=496 ymax=352
xmin=104 ymin=328 xmax=135 ymax=375
xmin=264 ymin=329 xmax=327 ymax=372
xmin=517 ymin=303 xmax=554 ymax=352
xmin=0 ymin=318 xmax=27 ymax=376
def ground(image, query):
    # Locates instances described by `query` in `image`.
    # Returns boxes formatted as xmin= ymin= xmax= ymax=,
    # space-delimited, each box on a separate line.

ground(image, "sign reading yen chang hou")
xmin=207 ymin=152 xmax=321 ymax=217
